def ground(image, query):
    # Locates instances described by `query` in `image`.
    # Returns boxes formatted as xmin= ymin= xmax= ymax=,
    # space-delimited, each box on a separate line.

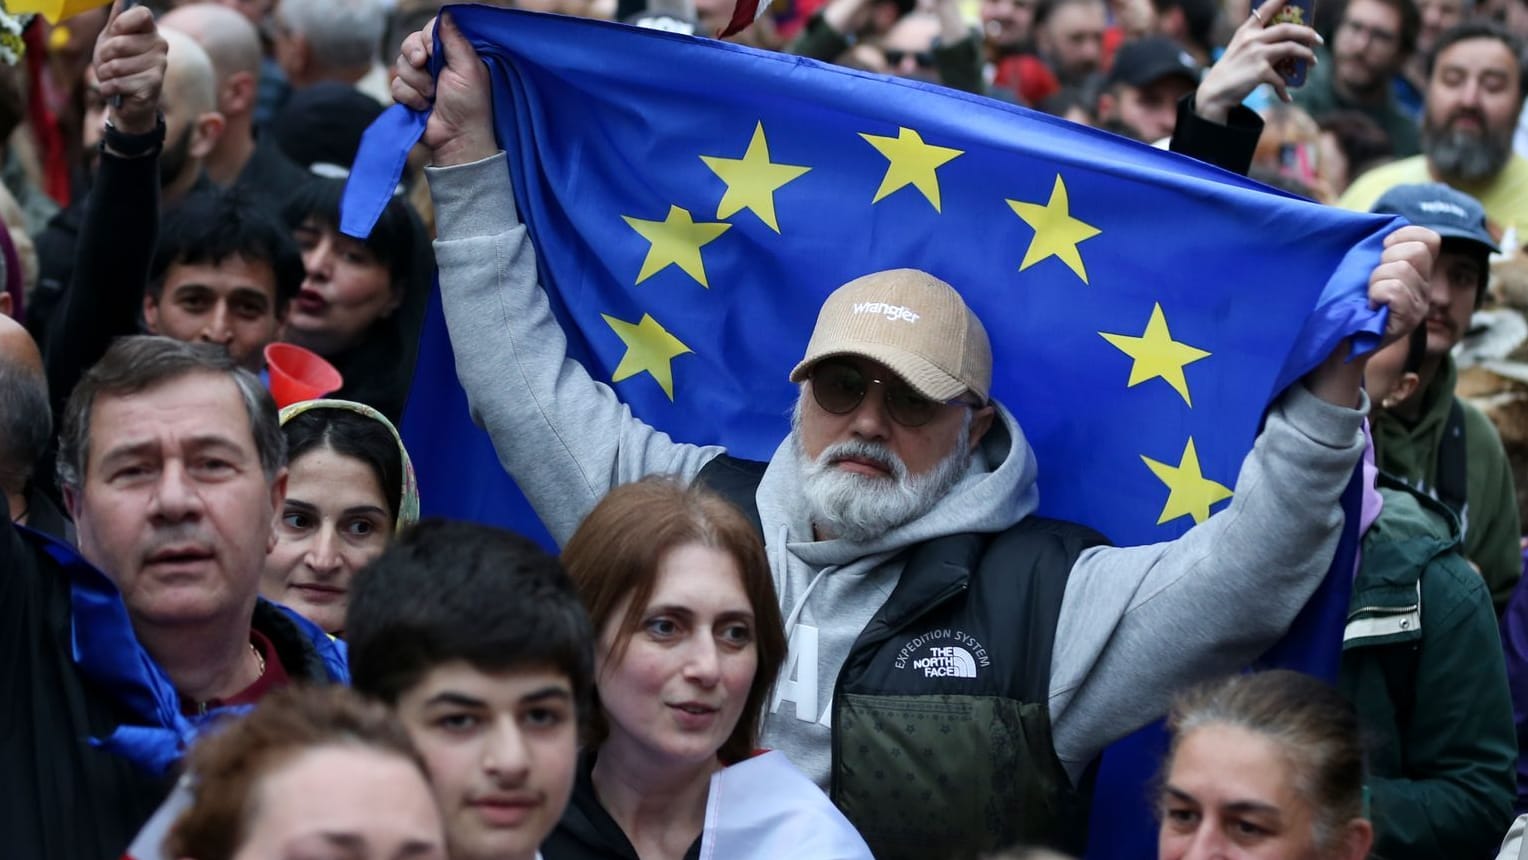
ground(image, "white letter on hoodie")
xmin=772 ymin=623 xmax=819 ymax=721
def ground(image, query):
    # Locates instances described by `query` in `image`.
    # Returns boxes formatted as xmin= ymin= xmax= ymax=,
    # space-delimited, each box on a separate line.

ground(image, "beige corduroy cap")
xmin=789 ymin=269 xmax=992 ymax=404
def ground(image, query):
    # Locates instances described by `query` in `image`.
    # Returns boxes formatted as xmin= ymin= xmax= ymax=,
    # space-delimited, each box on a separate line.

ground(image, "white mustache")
xmin=817 ymin=438 xmax=909 ymax=481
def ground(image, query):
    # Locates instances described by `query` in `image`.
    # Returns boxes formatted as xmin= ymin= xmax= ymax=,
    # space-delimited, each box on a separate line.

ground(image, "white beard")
xmin=794 ymin=406 xmax=972 ymax=543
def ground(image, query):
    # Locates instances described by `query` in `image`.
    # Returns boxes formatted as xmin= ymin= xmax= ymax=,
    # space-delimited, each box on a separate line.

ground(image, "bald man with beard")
xmin=72 ymin=26 xmax=221 ymax=202
xmin=160 ymin=2 xmax=306 ymax=206
xmin=155 ymin=28 xmax=225 ymax=202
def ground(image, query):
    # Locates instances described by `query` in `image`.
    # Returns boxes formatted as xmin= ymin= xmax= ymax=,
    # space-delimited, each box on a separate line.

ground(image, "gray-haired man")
xmin=1 ymin=336 xmax=346 ymax=860
xmin=398 ymin=16 xmax=1436 ymax=858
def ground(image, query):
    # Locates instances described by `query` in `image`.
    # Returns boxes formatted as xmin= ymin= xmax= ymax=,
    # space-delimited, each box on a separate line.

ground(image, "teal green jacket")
xmin=1340 ymin=479 xmax=1517 ymax=859
xmin=1374 ymin=357 xmax=1523 ymax=613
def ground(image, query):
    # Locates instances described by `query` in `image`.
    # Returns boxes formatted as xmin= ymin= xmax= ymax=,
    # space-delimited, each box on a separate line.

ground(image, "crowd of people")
xmin=0 ymin=0 xmax=1525 ymax=857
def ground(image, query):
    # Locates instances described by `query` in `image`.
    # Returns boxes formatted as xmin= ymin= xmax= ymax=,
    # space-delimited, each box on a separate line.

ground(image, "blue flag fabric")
xmin=345 ymin=6 xmax=1399 ymax=856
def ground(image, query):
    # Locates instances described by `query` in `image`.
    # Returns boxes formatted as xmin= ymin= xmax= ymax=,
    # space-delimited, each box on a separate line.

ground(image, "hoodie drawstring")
xmin=777 ymin=524 xmax=833 ymax=643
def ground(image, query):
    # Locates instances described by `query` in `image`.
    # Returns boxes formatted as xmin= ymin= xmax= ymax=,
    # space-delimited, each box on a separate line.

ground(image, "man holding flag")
xmin=388 ymin=9 xmax=1434 ymax=858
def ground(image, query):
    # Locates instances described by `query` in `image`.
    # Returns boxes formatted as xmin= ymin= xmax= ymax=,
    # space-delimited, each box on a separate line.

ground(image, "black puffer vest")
xmin=698 ymin=455 xmax=1107 ymax=859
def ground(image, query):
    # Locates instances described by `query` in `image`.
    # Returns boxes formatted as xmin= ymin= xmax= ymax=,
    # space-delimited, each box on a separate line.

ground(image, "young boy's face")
xmin=395 ymin=660 xmax=579 ymax=860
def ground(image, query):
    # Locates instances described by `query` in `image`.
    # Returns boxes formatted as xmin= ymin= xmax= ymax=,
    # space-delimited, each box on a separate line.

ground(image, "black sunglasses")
xmin=809 ymin=358 xmax=957 ymax=428
xmin=883 ymin=49 xmax=937 ymax=69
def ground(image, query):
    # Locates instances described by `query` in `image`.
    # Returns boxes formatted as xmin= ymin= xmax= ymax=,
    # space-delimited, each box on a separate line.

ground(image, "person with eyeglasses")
xmin=1291 ymin=0 xmax=1422 ymax=157
xmin=395 ymin=15 xmax=1437 ymax=860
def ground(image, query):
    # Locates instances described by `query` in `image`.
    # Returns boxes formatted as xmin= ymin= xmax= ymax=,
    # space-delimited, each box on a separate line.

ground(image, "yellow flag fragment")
xmin=4 ymin=0 xmax=114 ymax=24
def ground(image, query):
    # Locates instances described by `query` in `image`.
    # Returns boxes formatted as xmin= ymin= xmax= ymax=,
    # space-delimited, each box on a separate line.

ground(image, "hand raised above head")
xmin=391 ymin=13 xmax=498 ymax=167
xmin=92 ymin=0 xmax=166 ymax=136
xmin=1194 ymin=0 xmax=1322 ymax=124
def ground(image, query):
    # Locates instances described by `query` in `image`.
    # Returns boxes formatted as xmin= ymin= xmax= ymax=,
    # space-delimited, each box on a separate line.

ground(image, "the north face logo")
xmin=912 ymin=646 xmax=978 ymax=678
xmin=894 ymin=629 xmax=991 ymax=679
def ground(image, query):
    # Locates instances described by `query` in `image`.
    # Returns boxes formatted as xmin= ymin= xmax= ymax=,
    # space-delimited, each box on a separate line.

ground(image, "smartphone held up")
xmin=1267 ymin=0 xmax=1317 ymax=87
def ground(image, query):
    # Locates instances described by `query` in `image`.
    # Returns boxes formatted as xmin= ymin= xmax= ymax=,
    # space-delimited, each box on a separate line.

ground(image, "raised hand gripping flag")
xmin=345 ymin=6 xmax=1400 ymax=857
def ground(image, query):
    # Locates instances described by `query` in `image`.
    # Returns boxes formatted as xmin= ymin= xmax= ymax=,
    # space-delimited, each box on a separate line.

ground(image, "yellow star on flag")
xmin=1141 ymin=437 xmax=1234 ymax=526
xmin=859 ymin=127 xmax=963 ymax=211
xmin=700 ymin=122 xmax=811 ymax=233
xmin=622 ymin=206 xmax=732 ymax=287
xmin=601 ymin=313 xmax=693 ymax=401
xmin=1099 ymin=303 xmax=1212 ymax=406
xmin=1006 ymin=174 xmax=1102 ymax=283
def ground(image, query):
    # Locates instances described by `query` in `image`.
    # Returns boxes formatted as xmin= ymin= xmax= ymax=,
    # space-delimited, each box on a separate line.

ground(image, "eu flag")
xmin=344 ymin=5 xmax=1399 ymax=856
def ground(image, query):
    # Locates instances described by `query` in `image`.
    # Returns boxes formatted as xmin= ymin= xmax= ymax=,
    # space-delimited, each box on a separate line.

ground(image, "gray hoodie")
xmin=429 ymin=152 xmax=1367 ymax=786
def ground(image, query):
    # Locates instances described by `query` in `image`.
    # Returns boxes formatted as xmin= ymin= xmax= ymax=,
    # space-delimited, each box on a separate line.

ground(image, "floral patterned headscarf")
xmin=277 ymin=398 xmax=420 ymax=530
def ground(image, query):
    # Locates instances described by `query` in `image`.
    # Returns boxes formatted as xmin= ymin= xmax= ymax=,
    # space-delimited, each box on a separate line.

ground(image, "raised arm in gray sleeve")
xmin=1047 ymin=382 xmax=1367 ymax=782
xmin=427 ymin=152 xmax=725 ymax=544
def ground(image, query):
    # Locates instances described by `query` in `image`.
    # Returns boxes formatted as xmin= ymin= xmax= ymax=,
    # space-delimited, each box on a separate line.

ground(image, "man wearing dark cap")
xmin=397 ymin=17 xmax=1438 ymax=858
xmin=1292 ymin=0 xmax=1421 ymax=156
xmin=268 ymin=80 xmax=385 ymax=169
xmin=1369 ymin=182 xmax=1521 ymax=611
xmin=1099 ymin=35 xmax=1201 ymax=142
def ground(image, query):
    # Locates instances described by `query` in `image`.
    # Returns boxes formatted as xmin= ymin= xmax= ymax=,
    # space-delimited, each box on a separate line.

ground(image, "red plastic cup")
xmin=264 ymin=343 xmax=343 ymax=408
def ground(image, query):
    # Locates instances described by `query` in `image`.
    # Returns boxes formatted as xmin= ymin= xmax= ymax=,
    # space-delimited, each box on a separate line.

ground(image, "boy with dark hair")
xmin=144 ymin=188 xmax=305 ymax=372
xmin=347 ymin=519 xmax=594 ymax=860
